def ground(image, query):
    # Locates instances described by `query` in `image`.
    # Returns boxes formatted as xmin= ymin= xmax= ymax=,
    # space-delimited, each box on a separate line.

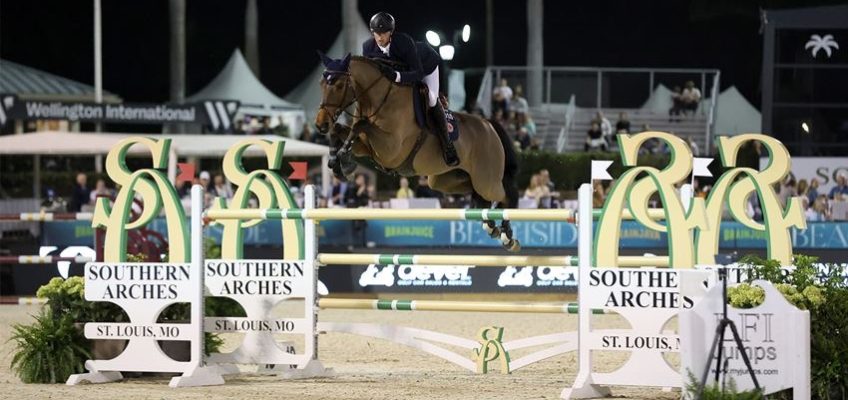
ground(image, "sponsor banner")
xmin=0 ymin=94 xmax=239 ymax=131
xmin=38 ymin=219 xmax=848 ymax=249
xmin=762 ymin=156 xmax=848 ymax=194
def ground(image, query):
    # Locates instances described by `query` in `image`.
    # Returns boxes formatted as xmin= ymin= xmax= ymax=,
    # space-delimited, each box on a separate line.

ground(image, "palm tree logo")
xmin=805 ymin=34 xmax=839 ymax=58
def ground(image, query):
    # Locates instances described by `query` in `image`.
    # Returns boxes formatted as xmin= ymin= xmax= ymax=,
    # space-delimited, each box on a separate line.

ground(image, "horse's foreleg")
xmin=471 ymin=194 xmax=500 ymax=239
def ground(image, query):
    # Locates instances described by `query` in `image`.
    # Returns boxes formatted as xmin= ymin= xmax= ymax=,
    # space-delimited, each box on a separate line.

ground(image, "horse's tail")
xmin=488 ymin=119 xmax=519 ymax=208
xmin=488 ymin=119 xmax=519 ymax=179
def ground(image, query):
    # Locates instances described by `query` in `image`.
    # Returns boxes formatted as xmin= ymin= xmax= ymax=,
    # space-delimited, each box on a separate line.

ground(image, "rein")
xmin=319 ymin=64 xmax=393 ymax=125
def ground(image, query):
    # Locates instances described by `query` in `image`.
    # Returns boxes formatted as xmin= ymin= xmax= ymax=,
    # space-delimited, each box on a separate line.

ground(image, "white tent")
xmin=187 ymin=49 xmax=306 ymax=136
xmin=640 ymin=84 xmax=761 ymax=136
xmin=284 ymin=12 xmax=372 ymax=123
xmin=713 ymin=86 xmax=761 ymax=136
xmin=0 ymin=131 xmax=330 ymax=195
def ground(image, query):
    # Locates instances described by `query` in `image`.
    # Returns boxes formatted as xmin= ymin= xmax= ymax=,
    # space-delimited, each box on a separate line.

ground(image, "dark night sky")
xmin=0 ymin=0 xmax=833 ymax=107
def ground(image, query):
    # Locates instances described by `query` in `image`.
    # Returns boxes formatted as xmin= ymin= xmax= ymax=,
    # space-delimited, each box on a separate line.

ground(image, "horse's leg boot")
xmin=430 ymin=104 xmax=459 ymax=167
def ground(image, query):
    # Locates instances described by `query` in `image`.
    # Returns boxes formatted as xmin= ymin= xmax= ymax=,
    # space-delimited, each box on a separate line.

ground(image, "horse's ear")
xmin=316 ymin=50 xmax=333 ymax=67
xmin=341 ymin=53 xmax=351 ymax=68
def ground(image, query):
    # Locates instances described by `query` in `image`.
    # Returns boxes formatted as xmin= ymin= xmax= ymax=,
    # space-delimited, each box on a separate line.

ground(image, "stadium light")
xmin=425 ymin=30 xmax=441 ymax=47
xmin=439 ymin=45 xmax=455 ymax=60
xmin=462 ymin=24 xmax=471 ymax=43
xmin=801 ymin=122 xmax=810 ymax=134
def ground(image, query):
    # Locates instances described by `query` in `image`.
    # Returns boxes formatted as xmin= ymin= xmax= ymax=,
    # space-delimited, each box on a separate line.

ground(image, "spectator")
xmin=595 ymin=111 xmax=612 ymax=140
xmin=829 ymin=174 xmax=848 ymax=200
xmin=212 ymin=174 xmax=233 ymax=199
xmin=681 ymin=81 xmax=701 ymax=115
xmin=345 ymin=174 xmax=371 ymax=208
xmin=523 ymin=174 xmax=551 ymax=208
xmin=585 ymin=121 xmax=606 ymax=151
xmin=395 ymin=177 xmax=414 ymax=198
xmin=797 ymin=179 xmax=809 ymax=204
xmin=778 ymin=177 xmax=797 ymax=208
xmin=257 ymin=117 xmax=273 ymax=135
xmin=806 ymin=195 xmax=831 ymax=221
xmin=592 ymin=181 xmax=606 ymax=208
xmin=615 ymin=112 xmax=630 ymax=134
xmin=515 ymin=127 xmax=532 ymax=151
xmin=415 ymin=176 xmax=442 ymax=199
xmin=492 ymin=78 xmax=513 ymax=115
xmin=199 ymin=170 xmax=213 ymax=206
xmin=512 ymin=85 xmax=529 ymax=117
xmin=68 ymin=173 xmax=90 ymax=212
xmin=669 ymin=86 xmax=683 ymax=121
xmin=539 ymin=169 xmax=555 ymax=192
xmin=687 ymin=136 xmax=700 ymax=157
xmin=517 ymin=112 xmax=536 ymax=137
xmin=329 ymin=176 xmax=348 ymax=206
xmin=807 ymin=178 xmax=820 ymax=205
xmin=89 ymin=178 xmax=113 ymax=204
xmin=299 ymin=122 xmax=313 ymax=142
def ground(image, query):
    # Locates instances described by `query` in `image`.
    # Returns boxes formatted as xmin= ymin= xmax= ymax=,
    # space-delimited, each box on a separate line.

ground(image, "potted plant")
xmin=9 ymin=309 xmax=91 ymax=383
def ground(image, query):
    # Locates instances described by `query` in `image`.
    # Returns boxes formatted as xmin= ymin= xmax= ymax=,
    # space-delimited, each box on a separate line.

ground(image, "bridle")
xmin=318 ymin=65 xmax=394 ymax=127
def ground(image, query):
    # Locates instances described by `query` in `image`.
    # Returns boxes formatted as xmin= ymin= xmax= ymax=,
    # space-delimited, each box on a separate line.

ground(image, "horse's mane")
xmin=351 ymin=55 xmax=405 ymax=70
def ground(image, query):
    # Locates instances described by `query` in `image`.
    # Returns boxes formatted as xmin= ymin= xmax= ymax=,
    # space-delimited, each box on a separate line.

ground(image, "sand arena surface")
xmin=0 ymin=304 xmax=681 ymax=400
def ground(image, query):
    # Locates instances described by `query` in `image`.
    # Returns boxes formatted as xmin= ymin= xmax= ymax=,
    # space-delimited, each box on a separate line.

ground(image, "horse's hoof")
xmin=505 ymin=239 xmax=521 ymax=252
xmin=482 ymin=222 xmax=500 ymax=239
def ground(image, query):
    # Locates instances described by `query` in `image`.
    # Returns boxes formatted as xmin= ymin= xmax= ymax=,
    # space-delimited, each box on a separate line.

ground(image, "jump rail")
xmin=317 ymin=253 xmax=670 ymax=268
xmin=318 ymin=298 xmax=611 ymax=314
xmin=0 ymin=212 xmax=94 ymax=221
xmin=0 ymin=255 xmax=94 ymax=264
xmin=205 ymin=207 xmax=668 ymax=223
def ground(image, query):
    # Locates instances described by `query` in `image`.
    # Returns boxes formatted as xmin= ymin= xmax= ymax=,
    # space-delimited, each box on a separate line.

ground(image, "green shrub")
xmin=10 ymin=310 xmax=91 ymax=383
xmin=684 ymin=370 xmax=764 ymax=399
xmin=731 ymin=255 xmax=848 ymax=399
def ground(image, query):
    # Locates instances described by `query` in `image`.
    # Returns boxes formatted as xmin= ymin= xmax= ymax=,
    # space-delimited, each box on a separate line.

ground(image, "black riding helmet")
xmin=369 ymin=12 xmax=395 ymax=33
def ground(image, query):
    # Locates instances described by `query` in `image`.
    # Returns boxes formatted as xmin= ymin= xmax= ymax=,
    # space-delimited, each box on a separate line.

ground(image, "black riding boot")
xmin=430 ymin=103 xmax=460 ymax=167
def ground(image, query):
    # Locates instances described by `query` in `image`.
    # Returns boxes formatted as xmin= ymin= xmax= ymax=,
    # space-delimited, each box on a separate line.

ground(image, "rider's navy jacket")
xmin=362 ymin=32 xmax=440 ymax=84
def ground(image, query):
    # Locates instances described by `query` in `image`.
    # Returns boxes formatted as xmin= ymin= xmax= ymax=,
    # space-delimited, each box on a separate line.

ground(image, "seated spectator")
xmin=807 ymin=178 xmax=820 ymax=205
xmin=345 ymin=174 xmax=371 ymax=208
xmin=615 ymin=112 xmax=630 ymax=134
xmin=415 ymin=176 xmax=443 ymax=199
xmin=595 ymin=111 xmax=612 ymax=139
xmin=329 ymin=176 xmax=347 ymax=206
xmin=681 ymin=81 xmax=701 ymax=115
xmin=492 ymin=78 xmax=513 ymax=116
xmin=523 ymin=174 xmax=551 ymax=208
xmin=806 ymin=195 xmax=831 ymax=221
xmin=515 ymin=127 xmax=532 ymax=151
xmin=512 ymin=85 xmax=529 ymax=117
xmin=584 ymin=122 xmax=606 ymax=151
xmin=797 ymin=179 xmax=809 ymax=203
xmin=687 ymin=136 xmax=700 ymax=157
xmin=592 ymin=181 xmax=606 ymax=208
xmin=299 ymin=122 xmax=313 ymax=142
xmin=395 ymin=177 xmax=414 ymax=199
xmin=669 ymin=86 xmax=683 ymax=121
xmin=778 ymin=177 xmax=797 ymax=208
xmin=829 ymin=174 xmax=848 ymax=200
xmin=89 ymin=178 xmax=114 ymax=204
xmin=212 ymin=174 xmax=233 ymax=199
xmin=517 ymin=112 xmax=536 ymax=137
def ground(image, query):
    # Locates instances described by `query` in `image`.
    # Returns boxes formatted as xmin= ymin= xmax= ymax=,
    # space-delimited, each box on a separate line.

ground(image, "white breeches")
xmin=422 ymin=67 xmax=440 ymax=107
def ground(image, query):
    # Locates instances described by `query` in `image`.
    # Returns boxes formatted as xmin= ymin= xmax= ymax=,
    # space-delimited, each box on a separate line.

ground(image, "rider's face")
xmin=372 ymin=31 xmax=391 ymax=47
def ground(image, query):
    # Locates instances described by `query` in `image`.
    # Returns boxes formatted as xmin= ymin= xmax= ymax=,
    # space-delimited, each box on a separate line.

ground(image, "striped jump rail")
xmin=318 ymin=298 xmax=610 ymax=314
xmin=0 ymin=212 xmax=94 ymax=222
xmin=317 ymin=253 xmax=670 ymax=268
xmin=205 ymin=207 xmax=667 ymax=223
xmin=0 ymin=255 xmax=94 ymax=264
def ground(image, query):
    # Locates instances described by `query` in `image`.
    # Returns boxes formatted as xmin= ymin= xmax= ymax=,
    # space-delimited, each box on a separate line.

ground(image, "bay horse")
xmin=315 ymin=53 xmax=521 ymax=251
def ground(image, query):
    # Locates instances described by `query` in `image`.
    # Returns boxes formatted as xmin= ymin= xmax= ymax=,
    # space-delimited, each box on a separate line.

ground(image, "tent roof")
xmin=284 ymin=11 xmax=372 ymax=120
xmin=0 ymin=59 xmax=121 ymax=103
xmin=0 ymin=131 xmax=328 ymax=157
xmin=187 ymin=49 xmax=302 ymax=111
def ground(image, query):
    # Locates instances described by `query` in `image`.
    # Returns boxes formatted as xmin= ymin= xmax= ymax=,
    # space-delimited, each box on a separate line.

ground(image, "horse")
xmin=314 ymin=53 xmax=521 ymax=251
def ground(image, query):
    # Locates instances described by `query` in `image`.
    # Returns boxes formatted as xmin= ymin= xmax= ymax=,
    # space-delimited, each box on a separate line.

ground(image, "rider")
xmin=362 ymin=12 xmax=459 ymax=167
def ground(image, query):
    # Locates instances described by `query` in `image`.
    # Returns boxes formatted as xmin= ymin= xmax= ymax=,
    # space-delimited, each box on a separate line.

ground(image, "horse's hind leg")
xmin=497 ymin=170 xmax=522 ymax=252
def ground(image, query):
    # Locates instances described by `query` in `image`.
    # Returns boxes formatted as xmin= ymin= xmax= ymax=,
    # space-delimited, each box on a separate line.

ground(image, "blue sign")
xmin=37 ymin=219 xmax=848 ymax=250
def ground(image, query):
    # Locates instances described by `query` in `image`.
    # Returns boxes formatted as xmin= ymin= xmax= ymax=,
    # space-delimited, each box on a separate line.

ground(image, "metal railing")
xmin=482 ymin=65 xmax=720 ymax=109
xmin=556 ymin=95 xmax=577 ymax=153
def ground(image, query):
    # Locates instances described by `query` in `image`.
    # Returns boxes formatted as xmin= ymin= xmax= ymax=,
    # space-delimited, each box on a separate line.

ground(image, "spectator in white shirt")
xmin=492 ymin=78 xmax=513 ymax=116
xmin=681 ymin=81 xmax=702 ymax=115
xmin=511 ymin=85 xmax=529 ymax=116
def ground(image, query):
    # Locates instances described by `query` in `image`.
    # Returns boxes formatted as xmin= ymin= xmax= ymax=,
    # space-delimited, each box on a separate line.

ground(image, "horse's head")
xmin=315 ymin=52 xmax=354 ymax=134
